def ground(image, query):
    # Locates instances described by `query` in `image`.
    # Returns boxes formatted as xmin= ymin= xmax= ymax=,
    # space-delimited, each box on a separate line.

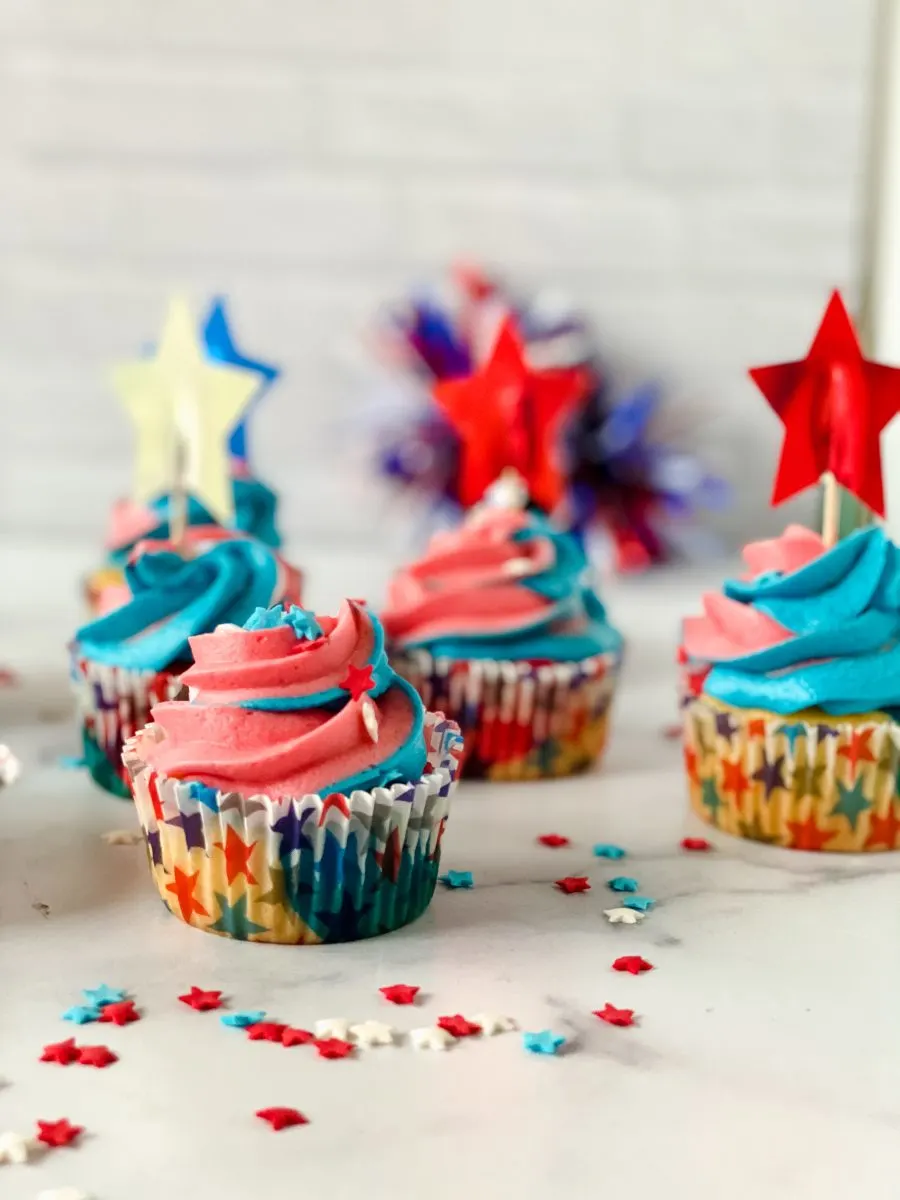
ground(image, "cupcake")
xmin=682 ymin=524 xmax=900 ymax=851
xmin=122 ymin=600 xmax=463 ymax=943
xmin=73 ymin=535 xmax=301 ymax=798
xmin=381 ymin=483 xmax=623 ymax=780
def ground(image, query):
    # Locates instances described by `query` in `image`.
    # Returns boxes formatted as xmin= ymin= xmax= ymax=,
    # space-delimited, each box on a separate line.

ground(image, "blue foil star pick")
xmin=522 ymin=1030 xmax=566 ymax=1056
xmin=608 ymin=876 xmax=639 ymax=893
xmin=439 ymin=870 xmax=474 ymax=889
xmin=63 ymin=1005 xmax=103 ymax=1025
xmin=82 ymin=985 xmax=127 ymax=1008
xmin=201 ymin=297 xmax=279 ymax=463
xmin=592 ymin=843 xmax=626 ymax=860
xmin=221 ymin=1010 xmax=267 ymax=1029
xmin=622 ymin=896 xmax=655 ymax=913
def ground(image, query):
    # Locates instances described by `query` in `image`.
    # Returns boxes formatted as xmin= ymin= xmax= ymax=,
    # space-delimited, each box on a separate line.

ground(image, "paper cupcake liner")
xmin=391 ymin=649 xmax=620 ymax=781
xmin=684 ymin=693 xmax=900 ymax=852
xmin=73 ymin=657 xmax=187 ymax=798
xmin=122 ymin=711 xmax=464 ymax=944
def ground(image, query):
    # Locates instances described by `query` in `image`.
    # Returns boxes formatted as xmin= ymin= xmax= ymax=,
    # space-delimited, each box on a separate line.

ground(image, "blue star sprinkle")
xmin=608 ymin=876 xmax=639 ymax=893
xmin=244 ymin=604 xmax=322 ymax=640
xmin=82 ymin=985 xmax=127 ymax=1008
xmin=221 ymin=1010 xmax=267 ymax=1029
xmin=62 ymin=1005 xmax=102 ymax=1025
xmin=592 ymin=843 xmax=626 ymax=860
xmin=522 ymin=1030 xmax=566 ymax=1056
xmin=439 ymin=870 xmax=474 ymax=889
xmin=622 ymin=896 xmax=655 ymax=913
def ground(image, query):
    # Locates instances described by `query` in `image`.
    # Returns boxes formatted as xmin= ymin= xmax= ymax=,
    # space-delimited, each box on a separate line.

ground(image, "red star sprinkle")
xmin=281 ymin=1027 xmax=315 ymax=1048
xmin=612 ymin=956 xmax=654 ymax=976
xmin=99 ymin=999 xmax=140 ymax=1026
xmin=312 ymin=1037 xmax=355 ymax=1060
xmin=555 ymin=875 xmax=591 ymax=894
xmin=77 ymin=1044 xmax=118 ymax=1068
xmin=436 ymin=1014 xmax=482 ymax=1038
xmin=256 ymin=1107 xmax=308 ymax=1131
xmin=178 ymin=986 xmax=223 ymax=1011
xmin=379 ymin=984 xmax=420 ymax=1006
xmin=538 ymin=834 xmax=570 ymax=848
xmin=340 ymin=663 xmax=375 ymax=701
xmin=36 ymin=1118 xmax=84 ymax=1147
xmin=247 ymin=1022 xmax=288 ymax=1043
xmin=593 ymin=1004 xmax=636 ymax=1028
xmin=681 ymin=837 xmax=713 ymax=852
xmin=40 ymin=1038 xmax=79 ymax=1065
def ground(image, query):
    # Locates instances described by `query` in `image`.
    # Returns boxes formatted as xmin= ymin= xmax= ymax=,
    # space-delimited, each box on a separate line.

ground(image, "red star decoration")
xmin=749 ymin=290 xmax=900 ymax=515
xmin=865 ymin=807 xmax=900 ymax=850
xmin=98 ymin=1000 xmax=140 ymax=1026
xmin=379 ymin=984 xmax=420 ymax=1006
xmin=432 ymin=317 xmax=590 ymax=509
xmin=312 ymin=1037 xmax=355 ymax=1060
xmin=247 ymin=1021 xmax=288 ymax=1043
xmin=555 ymin=875 xmax=590 ymax=894
xmin=436 ymin=1014 xmax=482 ymax=1038
xmin=784 ymin=813 xmax=835 ymax=851
xmin=178 ymin=986 xmax=223 ymax=1011
xmin=593 ymin=1004 xmax=636 ymax=1028
xmin=281 ymin=1027 xmax=315 ymax=1048
xmin=165 ymin=866 xmax=209 ymax=921
xmin=36 ymin=1118 xmax=83 ymax=1147
xmin=214 ymin=826 xmax=258 ymax=886
xmin=681 ymin=836 xmax=713 ymax=851
xmin=837 ymin=728 xmax=876 ymax=774
xmin=340 ymin=662 xmax=375 ymax=701
xmin=40 ymin=1038 xmax=79 ymax=1066
xmin=612 ymin=956 xmax=654 ymax=975
xmin=537 ymin=833 xmax=570 ymax=848
xmin=256 ymin=1106 xmax=308 ymax=1131
xmin=77 ymin=1044 xmax=118 ymax=1068
xmin=684 ymin=746 xmax=700 ymax=785
xmin=720 ymin=758 xmax=750 ymax=801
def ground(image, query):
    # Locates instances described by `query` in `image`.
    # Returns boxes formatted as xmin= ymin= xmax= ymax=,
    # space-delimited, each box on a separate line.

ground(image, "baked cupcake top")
xmin=682 ymin=524 xmax=900 ymax=716
xmin=141 ymin=600 xmax=427 ymax=799
xmin=381 ymin=503 xmax=622 ymax=662
xmin=75 ymin=537 xmax=296 ymax=673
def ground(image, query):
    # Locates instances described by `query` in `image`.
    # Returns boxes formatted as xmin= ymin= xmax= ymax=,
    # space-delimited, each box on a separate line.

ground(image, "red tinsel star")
xmin=178 ymin=986 xmax=223 ymax=1012
xmin=436 ymin=1014 xmax=482 ymax=1038
xmin=36 ymin=1118 xmax=83 ymax=1148
xmin=312 ymin=1037 xmax=355 ymax=1060
xmin=77 ymin=1044 xmax=118 ymax=1068
xmin=281 ymin=1027 xmax=315 ymax=1048
xmin=340 ymin=663 xmax=375 ymax=701
xmin=379 ymin=983 xmax=420 ymax=1006
xmin=40 ymin=1038 xmax=79 ymax=1066
xmin=593 ymin=1004 xmax=636 ymax=1028
xmin=99 ymin=1000 xmax=140 ymax=1026
xmin=681 ymin=836 xmax=712 ymax=852
xmin=612 ymin=956 xmax=654 ymax=976
xmin=256 ymin=1106 xmax=308 ymax=1131
xmin=555 ymin=875 xmax=591 ymax=894
xmin=749 ymin=290 xmax=900 ymax=516
xmin=538 ymin=834 xmax=570 ymax=848
xmin=433 ymin=317 xmax=590 ymax=510
xmin=247 ymin=1022 xmax=288 ymax=1043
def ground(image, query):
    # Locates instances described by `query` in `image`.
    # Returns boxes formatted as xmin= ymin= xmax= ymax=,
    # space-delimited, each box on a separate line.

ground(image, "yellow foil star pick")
xmin=111 ymin=296 xmax=260 ymax=525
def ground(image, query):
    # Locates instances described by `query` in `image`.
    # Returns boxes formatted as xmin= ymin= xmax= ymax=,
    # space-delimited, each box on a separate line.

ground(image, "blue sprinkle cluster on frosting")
xmin=244 ymin=603 xmax=322 ymax=640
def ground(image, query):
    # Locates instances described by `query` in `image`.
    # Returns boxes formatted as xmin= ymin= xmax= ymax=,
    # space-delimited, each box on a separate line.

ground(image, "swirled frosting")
xmin=381 ymin=507 xmax=622 ymax=661
xmin=682 ymin=524 xmax=900 ymax=715
xmin=75 ymin=537 xmax=294 ymax=672
xmin=142 ymin=600 xmax=427 ymax=799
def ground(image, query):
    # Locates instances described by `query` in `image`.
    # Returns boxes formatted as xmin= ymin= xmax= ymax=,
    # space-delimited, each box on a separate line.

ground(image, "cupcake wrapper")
xmin=73 ymin=658 xmax=186 ymax=798
xmin=392 ymin=649 xmax=619 ymax=780
xmin=685 ymin=694 xmax=900 ymax=852
xmin=122 ymin=711 xmax=464 ymax=943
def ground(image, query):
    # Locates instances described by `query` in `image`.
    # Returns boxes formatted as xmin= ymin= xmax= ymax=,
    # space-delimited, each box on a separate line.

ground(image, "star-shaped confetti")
xmin=98 ymin=1000 xmax=140 ymax=1026
xmin=221 ymin=1010 xmax=266 ymax=1029
xmin=77 ymin=1045 xmax=118 ymax=1068
xmin=36 ymin=1119 xmax=83 ymax=1148
xmin=622 ymin=896 xmax=655 ymax=913
xmin=312 ymin=1037 xmax=355 ymax=1060
xmin=247 ymin=1022 xmax=288 ymax=1043
xmin=40 ymin=1038 xmax=79 ymax=1066
xmin=314 ymin=1018 xmax=351 ymax=1040
xmin=410 ymin=1027 xmax=456 ymax=1051
xmin=555 ymin=875 xmax=590 ymax=894
xmin=592 ymin=843 xmax=626 ymax=860
xmin=612 ymin=956 xmax=654 ymax=975
xmin=379 ymin=984 xmax=420 ymax=1006
xmin=522 ymin=1030 xmax=566 ymax=1056
xmin=603 ymin=907 xmax=645 ymax=925
xmin=472 ymin=1013 xmax=516 ymax=1036
xmin=255 ymin=1107 xmax=308 ymax=1132
xmin=281 ymin=1027 xmax=315 ymax=1048
xmin=593 ymin=1004 xmax=635 ymax=1028
xmin=82 ymin=985 xmax=126 ymax=1008
xmin=62 ymin=1006 xmax=102 ymax=1026
xmin=349 ymin=1020 xmax=396 ymax=1047
xmin=681 ymin=836 xmax=712 ymax=851
xmin=340 ymin=662 xmax=375 ymax=701
xmin=0 ymin=1131 xmax=35 ymax=1164
xmin=178 ymin=986 xmax=223 ymax=1011
xmin=437 ymin=1014 xmax=482 ymax=1038
xmin=607 ymin=876 xmax=638 ymax=893
xmin=101 ymin=829 xmax=143 ymax=846
xmin=439 ymin=870 xmax=474 ymax=889
xmin=537 ymin=833 xmax=570 ymax=848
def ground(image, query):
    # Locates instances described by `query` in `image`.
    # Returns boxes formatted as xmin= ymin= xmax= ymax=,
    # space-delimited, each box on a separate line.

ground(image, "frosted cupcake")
xmin=682 ymin=524 xmax=900 ymax=851
xmin=122 ymin=601 xmax=463 ymax=943
xmin=382 ymin=488 xmax=623 ymax=780
xmin=73 ymin=536 xmax=300 ymax=797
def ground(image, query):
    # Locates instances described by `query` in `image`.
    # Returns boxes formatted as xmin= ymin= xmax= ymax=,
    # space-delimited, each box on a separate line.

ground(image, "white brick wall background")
xmin=0 ymin=0 xmax=877 ymax=613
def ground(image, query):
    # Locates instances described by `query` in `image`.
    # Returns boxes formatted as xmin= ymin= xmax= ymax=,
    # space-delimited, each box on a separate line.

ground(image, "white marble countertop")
xmin=1 ymin=561 xmax=898 ymax=1200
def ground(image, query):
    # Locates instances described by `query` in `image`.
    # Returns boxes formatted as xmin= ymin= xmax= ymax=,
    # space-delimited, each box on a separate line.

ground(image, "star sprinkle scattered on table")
xmin=76 ymin=1045 xmax=118 ymax=1068
xmin=522 ymin=1030 xmax=566 ymax=1056
xmin=313 ymin=1037 xmax=355 ymax=1060
xmin=603 ymin=907 xmax=645 ymax=924
xmin=681 ymin=836 xmax=712 ymax=851
xmin=612 ymin=956 xmax=654 ymax=975
xmin=607 ymin=876 xmax=639 ymax=893
xmin=439 ymin=870 xmax=474 ymax=889
xmin=98 ymin=1000 xmax=140 ymax=1026
xmin=410 ymin=1027 xmax=456 ymax=1051
xmin=221 ymin=1010 xmax=266 ymax=1029
xmin=40 ymin=1039 xmax=79 ymax=1066
xmin=282 ymin=1027 xmax=315 ymax=1048
xmin=472 ymin=1013 xmax=516 ymax=1036
xmin=555 ymin=875 xmax=590 ymax=894
xmin=592 ymin=843 xmax=626 ymax=859
xmin=247 ymin=1022 xmax=287 ymax=1044
xmin=0 ymin=1130 xmax=35 ymax=1164
xmin=36 ymin=1119 xmax=83 ymax=1148
xmin=622 ymin=896 xmax=655 ymax=913
xmin=82 ymin=985 xmax=126 ymax=1008
xmin=537 ymin=834 xmax=570 ymax=848
xmin=256 ymin=1107 xmax=308 ymax=1132
xmin=349 ymin=1021 xmax=395 ymax=1047
xmin=314 ymin=1018 xmax=351 ymax=1040
xmin=379 ymin=984 xmax=420 ymax=1005
xmin=101 ymin=829 xmax=143 ymax=846
xmin=593 ymin=1004 xmax=636 ymax=1028
xmin=62 ymin=1006 xmax=102 ymax=1026
xmin=178 ymin=986 xmax=223 ymax=1011
xmin=437 ymin=1014 xmax=482 ymax=1038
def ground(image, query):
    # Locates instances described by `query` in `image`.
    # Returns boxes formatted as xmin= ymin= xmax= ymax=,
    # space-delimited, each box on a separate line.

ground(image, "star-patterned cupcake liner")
xmin=122 ymin=711 xmax=464 ymax=943
xmin=73 ymin=657 xmax=187 ymax=798
xmin=684 ymin=693 xmax=900 ymax=852
xmin=391 ymin=649 xmax=619 ymax=781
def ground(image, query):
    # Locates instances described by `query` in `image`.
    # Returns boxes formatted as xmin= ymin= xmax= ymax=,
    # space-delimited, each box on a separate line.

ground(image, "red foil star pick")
xmin=178 ymin=986 xmax=223 ymax=1011
xmin=433 ymin=317 xmax=590 ymax=510
xmin=99 ymin=1000 xmax=140 ymax=1026
xmin=612 ymin=956 xmax=654 ymax=976
xmin=538 ymin=834 xmax=570 ymax=848
xmin=36 ymin=1118 xmax=84 ymax=1147
xmin=379 ymin=984 xmax=420 ymax=1005
xmin=555 ymin=875 xmax=591 ymax=894
xmin=340 ymin=663 xmax=375 ymax=701
xmin=256 ymin=1107 xmax=308 ymax=1131
xmin=312 ymin=1037 xmax=355 ymax=1060
xmin=749 ymin=290 xmax=900 ymax=516
xmin=77 ymin=1045 xmax=118 ymax=1068
xmin=593 ymin=1004 xmax=636 ymax=1028
xmin=40 ymin=1038 xmax=79 ymax=1066
xmin=436 ymin=1014 xmax=482 ymax=1038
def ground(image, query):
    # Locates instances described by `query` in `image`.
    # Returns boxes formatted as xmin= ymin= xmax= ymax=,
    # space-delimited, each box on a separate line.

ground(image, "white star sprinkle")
xmin=0 ymin=1131 xmax=35 ymax=1164
xmin=0 ymin=746 xmax=21 ymax=787
xmin=603 ymin=907 xmax=645 ymax=925
xmin=472 ymin=1013 xmax=517 ymax=1035
xmin=349 ymin=1020 xmax=395 ymax=1047
xmin=361 ymin=697 xmax=379 ymax=743
xmin=37 ymin=1190 xmax=92 ymax=1200
xmin=410 ymin=1026 xmax=456 ymax=1051
xmin=101 ymin=829 xmax=143 ymax=846
xmin=314 ymin=1018 xmax=351 ymax=1041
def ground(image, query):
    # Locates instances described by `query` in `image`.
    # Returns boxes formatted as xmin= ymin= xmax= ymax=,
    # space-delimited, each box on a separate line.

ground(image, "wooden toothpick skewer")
xmin=821 ymin=471 xmax=841 ymax=548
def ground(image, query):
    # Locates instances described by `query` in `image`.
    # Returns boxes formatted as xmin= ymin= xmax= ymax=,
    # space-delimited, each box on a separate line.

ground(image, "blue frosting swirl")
xmin=75 ymin=539 xmax=284 ymax=671
xmin=704 ymin=526 xmax=900 ymax=716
